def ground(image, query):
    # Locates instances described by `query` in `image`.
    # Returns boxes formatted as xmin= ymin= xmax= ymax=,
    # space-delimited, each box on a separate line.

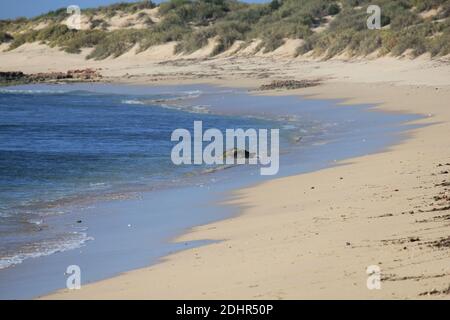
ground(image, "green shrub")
xmin=32 ymin=8 xmax=68 ymax=22
xmin=87 ymin=29 xmax=149 ymax=59
xmin=391 ymin=33 xmax=427 ymax=56
xmin=327 ymin=3 xmax=341 ymax=16
xmin=175 ymin=28 xmax=215 ymax=53
xmin=211 ymin=20 xmax=251 ymax=55
xmin=428 ymin=31 xmax=450 ymax=56
xmin=8 ymin=31 xmax=38 ymax=50
xmin=0 ymin=31 xmax=13 ymax=43
xmin=412 ymin=0 xmax=447 ymax=12
xmin=63 ymin=30 xmax=106 ymax=53
xmin=390 ymin=12 xmax=421 ymax=30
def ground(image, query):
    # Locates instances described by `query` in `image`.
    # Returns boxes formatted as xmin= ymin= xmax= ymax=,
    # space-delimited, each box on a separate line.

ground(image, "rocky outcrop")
xmin=0 ymin=69 xmax=102 ymax=86
xmin=67 ymin=68 xmax=103 ymax=80
xmin=0 ymin=71 xmax=27 ymax=82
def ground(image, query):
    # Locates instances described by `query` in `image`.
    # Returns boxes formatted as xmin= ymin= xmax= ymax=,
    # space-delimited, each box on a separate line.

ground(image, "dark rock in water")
xmin=76 ymin=220 xmax=82 ymax=224
xmin=257 ymin=79 xmax=321 ymax=91
xmin=223 ymin=148 xmax=253 ymax=160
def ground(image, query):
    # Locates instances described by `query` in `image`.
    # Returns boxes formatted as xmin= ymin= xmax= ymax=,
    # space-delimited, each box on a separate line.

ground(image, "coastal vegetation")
xmin=0 ymin=0 xmax=449 ymax=59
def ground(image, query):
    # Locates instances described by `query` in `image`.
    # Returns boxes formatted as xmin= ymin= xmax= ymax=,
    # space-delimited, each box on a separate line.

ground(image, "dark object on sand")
xmin=257 ymin=79 xmax=321 ymax=91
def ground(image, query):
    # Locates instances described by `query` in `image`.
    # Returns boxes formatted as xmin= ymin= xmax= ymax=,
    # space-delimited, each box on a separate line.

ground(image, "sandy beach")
xmin=2 ymin=41 xmax=450 ymax=299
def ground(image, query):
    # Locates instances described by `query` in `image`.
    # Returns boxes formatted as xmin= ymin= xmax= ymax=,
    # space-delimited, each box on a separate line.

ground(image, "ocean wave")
xmin=121 ymin=99 xmax=145 ymax=105
xmin=189 ymin=105 xmax=210 ymax=114
xmin=89 ymin=182 xmax=107 ymax=188
xmin=0 ymin=211 xmax=11 ymax=218
xmin=181 ymin=89 xmax=202 ymax=97
xmin=282 ymin=124 xmax=298 ymax=130
xmin=0 ymin=89 xmax=67 ymax=95
xmin=0 ymin=232 xmax=94 ymax=270
xmin=121 ymin=90 xmax=202 ymax=107
xmin=147 ymin=89 xmax=202 ymax=104
xmin=28 ymin=218 xmax=44 ymax=226
xmin=151 ymin=102 xmax=211 ymax=114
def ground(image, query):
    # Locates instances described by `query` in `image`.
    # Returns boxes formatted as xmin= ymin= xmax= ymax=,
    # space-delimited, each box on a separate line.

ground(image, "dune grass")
xmin=1 ymin=0 xmax=449 ymax=59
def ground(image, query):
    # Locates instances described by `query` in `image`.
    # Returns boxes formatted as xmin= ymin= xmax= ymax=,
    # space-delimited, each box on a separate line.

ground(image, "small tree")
xmin=270 ymin=0 xmax=282 ymax=11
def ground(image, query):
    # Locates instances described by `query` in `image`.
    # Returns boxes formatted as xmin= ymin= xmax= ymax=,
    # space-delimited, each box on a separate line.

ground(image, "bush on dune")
xmin=0 ymin=31 xmax=13 ymax=44
xmin=87 ymin=29 xmax=149 ymax=59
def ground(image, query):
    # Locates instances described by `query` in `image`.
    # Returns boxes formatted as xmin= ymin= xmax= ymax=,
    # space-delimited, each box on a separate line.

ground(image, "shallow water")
xmin=0 ymin=83 xmax=420 ymax=299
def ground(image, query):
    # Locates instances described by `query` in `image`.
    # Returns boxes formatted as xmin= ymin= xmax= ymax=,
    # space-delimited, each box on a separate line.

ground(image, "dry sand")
xmin=2 ymin=43 xmax=450 ymax=299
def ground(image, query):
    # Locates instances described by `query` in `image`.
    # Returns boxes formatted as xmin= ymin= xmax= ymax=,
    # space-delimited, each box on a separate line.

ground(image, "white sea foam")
xmin=189 ymin=105 xmax=210 ymax=114
xmin=182 ymin=90 xmax=202 ymax=98
xmin=121 ymin=99 xmax=145 ymax=105
xmin=0 ymin=89 xmax=67 ymax=95
xmin=0 ymin=211 xmax=11 ymax=218
xmin=282 ymin=124 xmax=297 ymax=130
xmin=0 ymin=233 xmax=94 ymax=270
xmin=28 ymin=218 xmax=44 ymax=226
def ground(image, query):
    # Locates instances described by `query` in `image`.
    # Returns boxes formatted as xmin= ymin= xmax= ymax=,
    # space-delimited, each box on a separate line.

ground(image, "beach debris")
xmin=376 ymin=213 xmax=394 ymax=218
xmin=256 ymin=79 xmax=321 ymax=91
xmin=429 ymin=236 xmax=450 ymax=249
xmin=419 ymin=286 xmax=450 ymax=296
xmin=436 ymin=181 xmax=450 ymax=187
xmin=429 ymin=206 xmax=450 ymax=212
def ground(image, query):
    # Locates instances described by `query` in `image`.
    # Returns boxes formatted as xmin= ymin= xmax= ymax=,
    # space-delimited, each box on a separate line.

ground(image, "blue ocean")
xmin=0 ymin=84 xmax=286 ymax=270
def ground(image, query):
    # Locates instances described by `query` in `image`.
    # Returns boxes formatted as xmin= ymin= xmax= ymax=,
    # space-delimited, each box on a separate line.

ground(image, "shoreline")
xmin=2 ymin=82 xmax=400 ymax=299
xmin=41 ymin=76 xmax=450 ymax=299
